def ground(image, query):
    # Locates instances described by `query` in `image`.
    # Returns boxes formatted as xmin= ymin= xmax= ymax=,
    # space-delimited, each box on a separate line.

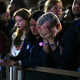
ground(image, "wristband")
xmin=43 ymin=41 xmax=48 ymax=45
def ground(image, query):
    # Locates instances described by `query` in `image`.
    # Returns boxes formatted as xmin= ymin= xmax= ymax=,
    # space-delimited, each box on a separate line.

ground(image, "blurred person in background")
xmin=62 ymin=0 xmax=80 ymax=72
xmin=0 ymin=1 xmax=12 ymax=58
xmin=44 ymin=0 xmax=62 ymax=19
xmin=0 ymin=20 xmax=11 ymax=58
xmin=7 ymin=0 xmax=27 ymax=33
xmin=0 ymin=1 xmax=9 ymax=27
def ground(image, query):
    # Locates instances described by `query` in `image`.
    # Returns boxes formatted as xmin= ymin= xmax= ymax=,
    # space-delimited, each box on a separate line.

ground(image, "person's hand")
xmin=6 ymin=60 xmax=15 ymax=66
xmin=37 ymin=25 xmax=55 ymax=42
xmin=6 ymin=60 xmax=20 ymax=67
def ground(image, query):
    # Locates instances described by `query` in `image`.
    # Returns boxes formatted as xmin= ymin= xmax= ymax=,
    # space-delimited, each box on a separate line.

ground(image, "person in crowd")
xmin=10 ymin=8 xmax=31 ymax=58
xmin=61 ymin=0 xmax=80 ymax=71
xmin=6 ymin=8 xmax=31 ymax=67
xmin=0 ymin=1 xmax=12 ymax=58
xmin=0 ymin=1 xmax=9 ymax=27
xmin=9 ymin=0 xmax=27 ymax=18
xmin=36 ymin=12 xmax=65 ymax=80
xmin=44 ymin=0 xmax=62 ymax=19
xmin=7 ymin=0 xmax=27 ymax=33
xmin=37 ymin=12 xmax=62 ymax=68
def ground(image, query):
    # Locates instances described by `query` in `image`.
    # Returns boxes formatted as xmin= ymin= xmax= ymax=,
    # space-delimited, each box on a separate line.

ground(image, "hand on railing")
xmin=0 ymin=54 xmax=20 ymax=67
xmin=5 ymin=60 xmax=20 ymax=67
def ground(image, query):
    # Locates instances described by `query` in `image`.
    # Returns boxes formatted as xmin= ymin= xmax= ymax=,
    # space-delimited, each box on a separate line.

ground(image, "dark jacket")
xmin=62 ymin=20 xmax=80 ymax=71
xmin=41 ymin=47 xmax=62 ymax=69
xmin=11 ymin=37 xmax=47 ymax=69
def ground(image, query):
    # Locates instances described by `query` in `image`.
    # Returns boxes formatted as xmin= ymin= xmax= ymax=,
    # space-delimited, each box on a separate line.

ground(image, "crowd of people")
xmin=0 ymin=0 xmax=80 ymax=79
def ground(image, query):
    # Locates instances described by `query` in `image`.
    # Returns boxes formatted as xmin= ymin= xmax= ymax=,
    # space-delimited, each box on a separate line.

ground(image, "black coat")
xmin=12 ymin=37 xmax=47 ymax=69
xmin=62 ymin=20 xmax=80 ymax=71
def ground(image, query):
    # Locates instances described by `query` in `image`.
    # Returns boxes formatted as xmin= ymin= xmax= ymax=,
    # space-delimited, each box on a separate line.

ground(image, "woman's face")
xmin=30 ymin=18 xmax=39 ymax=36
xmin=15 ymin=15 xmax=27 ymax=30
xmin=48 ymin=2 xmax=62 ymax=18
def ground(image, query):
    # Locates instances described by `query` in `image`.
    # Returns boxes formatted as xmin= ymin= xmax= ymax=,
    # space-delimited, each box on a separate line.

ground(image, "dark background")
xmin=1 ymin=0 xmax=74 ymax=9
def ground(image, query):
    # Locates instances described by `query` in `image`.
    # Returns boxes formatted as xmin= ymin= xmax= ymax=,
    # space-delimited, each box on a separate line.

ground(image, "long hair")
xmin=13 ymin=8 xmax=31 ymax=46
xmin=26 ymin=10 xmax=44 ymax=43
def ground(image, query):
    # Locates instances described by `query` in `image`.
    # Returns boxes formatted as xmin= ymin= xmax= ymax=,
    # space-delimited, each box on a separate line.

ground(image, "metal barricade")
xmin=0 ymin=65 xmax=80 ymax=80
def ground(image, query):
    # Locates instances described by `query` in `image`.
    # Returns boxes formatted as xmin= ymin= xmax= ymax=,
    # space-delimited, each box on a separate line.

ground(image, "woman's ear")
xmin=56 ymin=23 xmax=62 ymax=32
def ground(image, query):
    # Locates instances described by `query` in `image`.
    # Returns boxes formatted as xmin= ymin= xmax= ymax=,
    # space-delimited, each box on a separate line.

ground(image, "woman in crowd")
xmin=8 ymin=8 xmax=31 ymax=66
xmin=20 ymin=10 xmax=45 ymax=68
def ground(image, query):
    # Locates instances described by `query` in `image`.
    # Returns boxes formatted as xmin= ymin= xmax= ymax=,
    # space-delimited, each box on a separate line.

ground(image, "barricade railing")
xmin=0 ymin=65 xmax=80 ymax=80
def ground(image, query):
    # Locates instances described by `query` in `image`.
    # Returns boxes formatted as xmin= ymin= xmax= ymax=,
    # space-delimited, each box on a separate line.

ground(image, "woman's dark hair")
xmin=29 ymin=10 xmax=44 ymax=21
xmin=26 ymin=10 xmax=44 ymax=42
